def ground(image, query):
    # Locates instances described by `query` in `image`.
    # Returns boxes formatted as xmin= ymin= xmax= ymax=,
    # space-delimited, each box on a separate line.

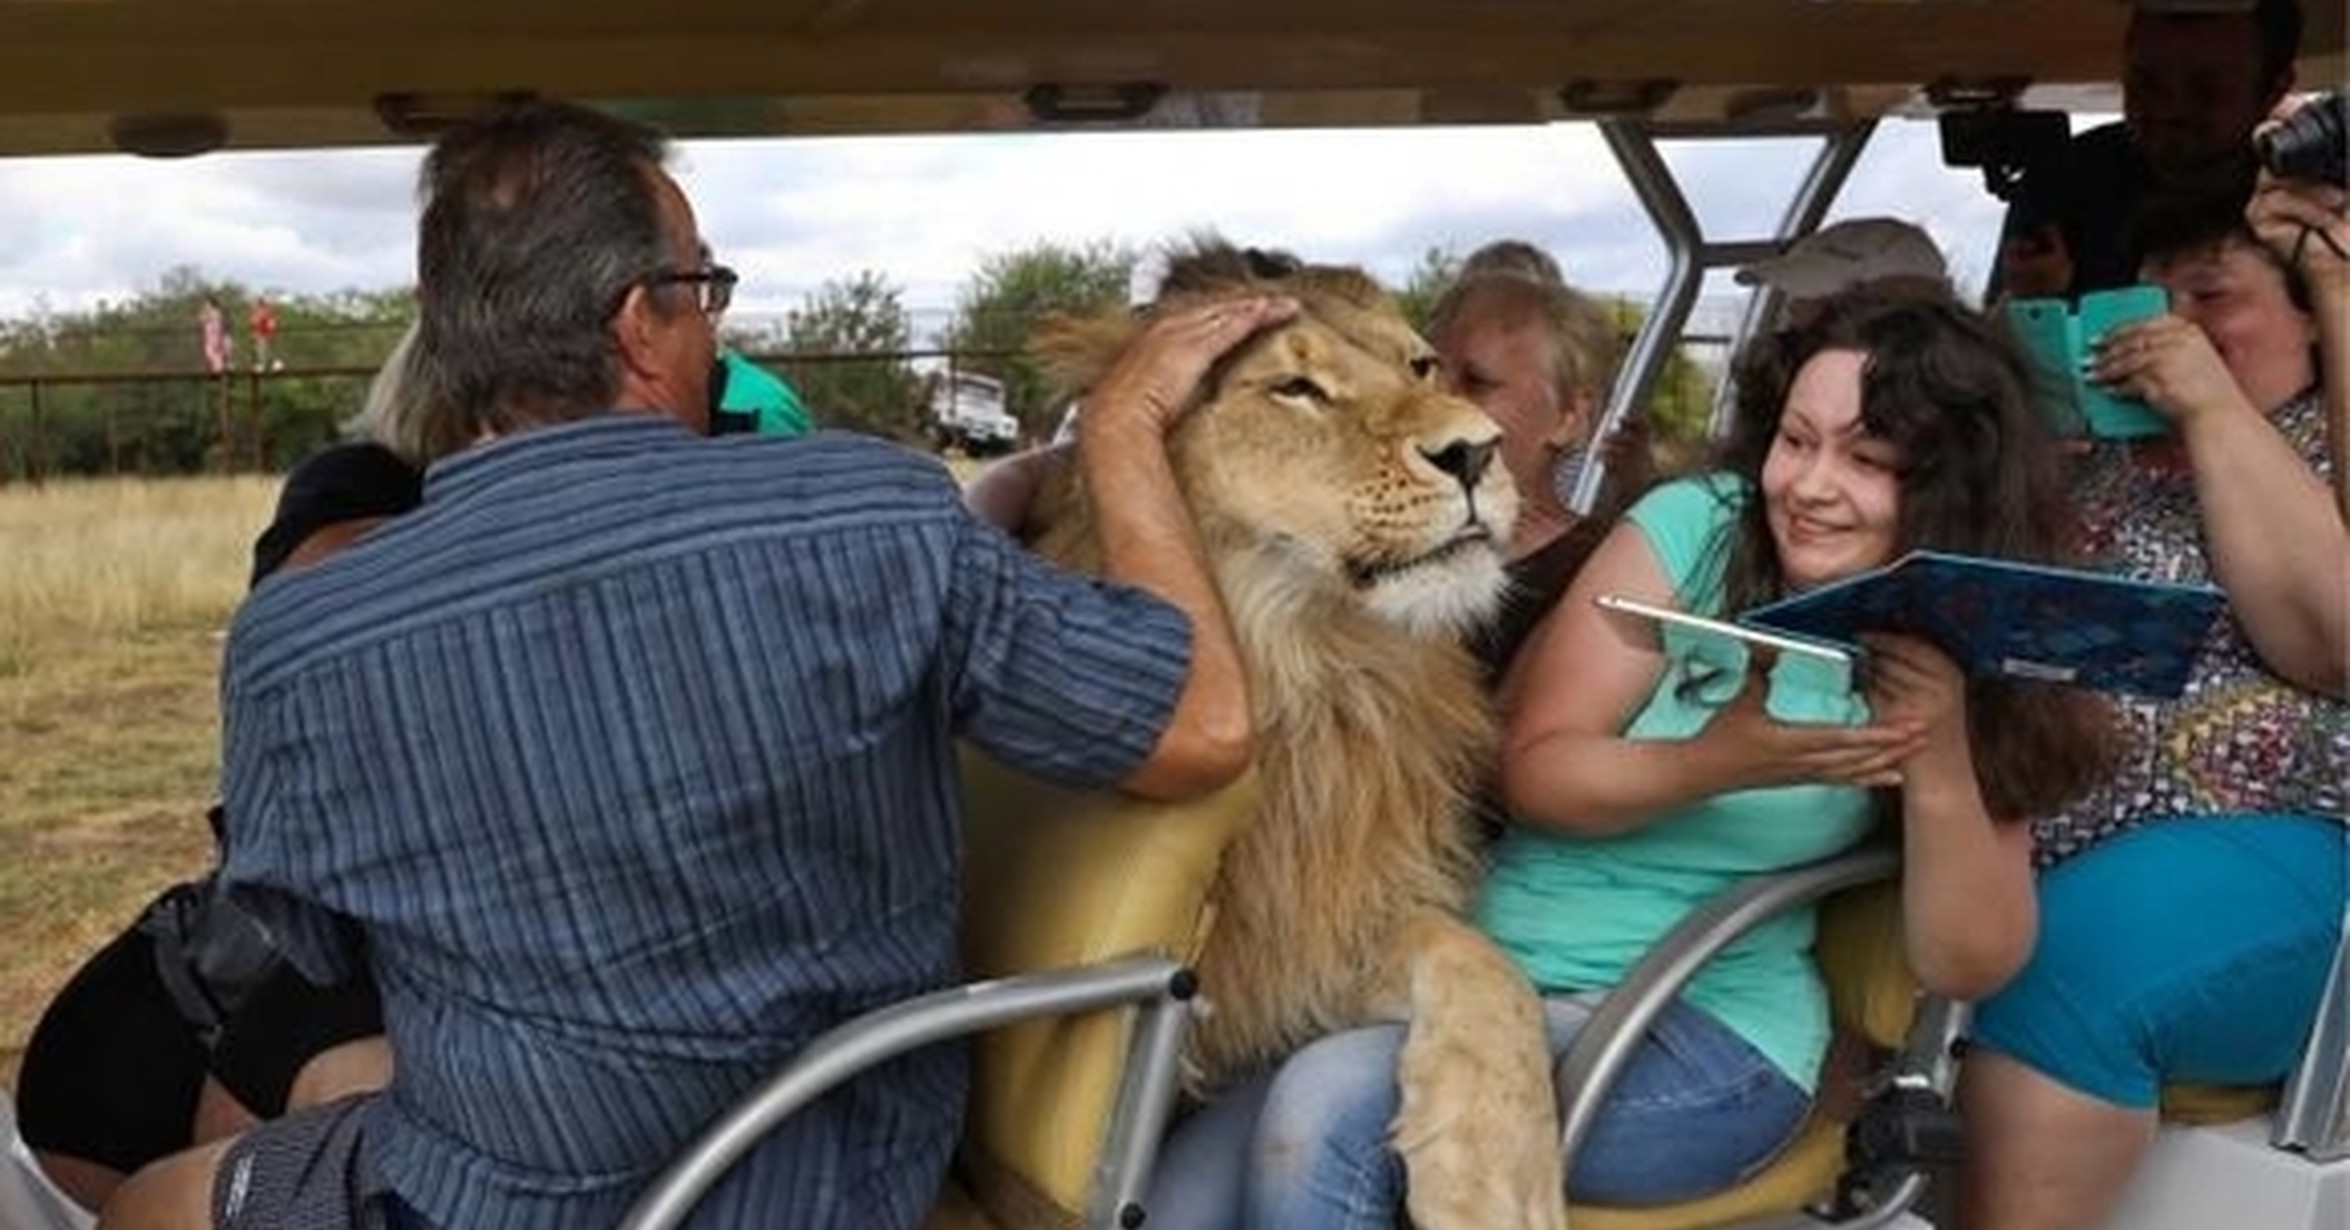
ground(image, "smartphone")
xmin=1595 ymin=594 xmax=1863 ymax=725
xmin=2002 ymin=285 xmax=2171 ymax=441
xmin=2074 ymin=285 xmax=2171 ymax=439
xmin=2003 ymin=297 xmax=2087 ymax=437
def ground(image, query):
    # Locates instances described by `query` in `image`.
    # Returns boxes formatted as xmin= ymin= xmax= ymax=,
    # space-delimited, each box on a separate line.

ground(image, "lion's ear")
xmin=1028 ymin=310 xmax=1144 ymax=401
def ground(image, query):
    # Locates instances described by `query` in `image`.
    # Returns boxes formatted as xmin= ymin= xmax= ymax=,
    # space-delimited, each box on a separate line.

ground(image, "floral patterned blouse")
xmin=2036 ymin=391 xmax=2349 ymax=867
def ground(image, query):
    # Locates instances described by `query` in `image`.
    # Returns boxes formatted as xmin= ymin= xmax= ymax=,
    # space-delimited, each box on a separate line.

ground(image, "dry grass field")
xmin=0 ymin=454 xmax=984 ymax=1093
xmin=0 ymin=474 xmax=280 ymax=1091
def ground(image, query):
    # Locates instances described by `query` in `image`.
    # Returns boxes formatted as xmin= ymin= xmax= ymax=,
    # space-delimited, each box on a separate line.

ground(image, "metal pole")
xmin=1571 ymin=119 xmax=1877 ymax=514
xmin=29 ymin=377 xmax=45 ymax=486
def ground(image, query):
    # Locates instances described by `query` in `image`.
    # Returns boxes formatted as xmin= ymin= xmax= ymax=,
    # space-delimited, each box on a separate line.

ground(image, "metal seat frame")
xmin=616 ymin=954 xmax=1195 ymax=1230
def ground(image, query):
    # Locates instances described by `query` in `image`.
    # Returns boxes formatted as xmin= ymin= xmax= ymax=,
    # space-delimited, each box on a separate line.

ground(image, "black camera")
xmin=1938 ymin=109 xmax=2073 ymax=203
xmin=2256 ymin=90 xmax=2347 ymax=185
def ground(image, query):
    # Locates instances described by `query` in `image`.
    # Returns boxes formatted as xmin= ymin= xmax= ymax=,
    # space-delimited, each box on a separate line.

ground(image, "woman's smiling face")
xmin=1760 ymin=348 xmax=1905 ymax=591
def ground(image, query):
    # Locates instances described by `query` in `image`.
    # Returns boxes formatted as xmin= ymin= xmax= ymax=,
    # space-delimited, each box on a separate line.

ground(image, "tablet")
xmin=1595 ymin=593 xmax=1863 ymax=724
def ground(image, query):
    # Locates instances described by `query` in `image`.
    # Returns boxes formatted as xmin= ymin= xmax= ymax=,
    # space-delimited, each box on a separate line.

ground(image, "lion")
xmin=1023 ymin=244 xmax=1567 ymax=1230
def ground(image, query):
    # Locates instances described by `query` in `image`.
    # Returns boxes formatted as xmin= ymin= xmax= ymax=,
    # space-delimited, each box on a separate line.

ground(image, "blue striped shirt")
xmin=218 ymin=414 xmax=1191 ymax=1230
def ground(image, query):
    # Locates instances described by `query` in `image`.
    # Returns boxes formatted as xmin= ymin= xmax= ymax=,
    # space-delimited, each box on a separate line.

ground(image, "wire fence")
xmin=0 ymin=348 xmax=1010 ymax=484
xmin=0 ymin=332 xmax=1736 ymax=486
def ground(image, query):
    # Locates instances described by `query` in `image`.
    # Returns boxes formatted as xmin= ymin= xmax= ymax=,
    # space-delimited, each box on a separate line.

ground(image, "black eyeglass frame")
xmin=643 ymin=264 xmax=739 ymax=316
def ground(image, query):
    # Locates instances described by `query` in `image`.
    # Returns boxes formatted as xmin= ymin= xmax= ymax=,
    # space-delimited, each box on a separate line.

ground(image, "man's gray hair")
xmin=407 ymin=100 xmax=675 ymax=461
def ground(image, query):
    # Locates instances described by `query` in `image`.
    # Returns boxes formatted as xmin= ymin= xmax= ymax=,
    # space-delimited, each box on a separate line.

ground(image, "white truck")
xmin=923 ymin=371 xmax=1021 ymax=457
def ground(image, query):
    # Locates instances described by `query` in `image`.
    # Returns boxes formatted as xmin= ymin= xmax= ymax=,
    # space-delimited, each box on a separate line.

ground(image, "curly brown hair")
xmin=1712 ymin=292 xmax=2117 ymax=821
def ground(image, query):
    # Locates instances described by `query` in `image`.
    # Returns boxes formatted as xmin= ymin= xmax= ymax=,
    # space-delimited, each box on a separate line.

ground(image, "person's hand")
xmin=1082 ymin=296 xmax=1299 ymax=439
xmin=1693 ymin=660 xmax=1925 ymax=791
xmin=2090 ymin=315 xmax=2252 ymax=430
xmin=1597 ymin=415 xmax=1653 ymax=486
xmin=1858 ymin=633 xmax=1967 ymax=758
xmin=2247 ymin=172 xmax=2350 ymax=296
xmin=1586 ymin=414 xmax=1656 ymax=518
xmin=1998 ymin=222 xmax=2074 ymax=300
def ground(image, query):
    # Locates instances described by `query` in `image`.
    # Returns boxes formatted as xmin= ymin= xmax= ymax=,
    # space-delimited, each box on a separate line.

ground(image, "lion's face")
xmin=1166 ymin=284 xmax=1520 ymax=636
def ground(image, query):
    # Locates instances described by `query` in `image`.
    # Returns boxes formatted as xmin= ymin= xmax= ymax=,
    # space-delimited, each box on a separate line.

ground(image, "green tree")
xmin=774 ymin=271 xmax=920 ymax=441
xmin=0 ymin=267 xmax=413 ymax=478
xmin=941 ymin=239 xmax=1138 ymax=437
xmin=1393 ymin=245 xmax=1462 ymax=334
xmin=1599 ymin=296 xmax=1717 ymax=453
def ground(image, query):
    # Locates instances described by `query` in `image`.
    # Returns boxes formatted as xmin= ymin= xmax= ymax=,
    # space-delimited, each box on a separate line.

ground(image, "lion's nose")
xmin=1420 ymin=438 xmax=1497 ymax=488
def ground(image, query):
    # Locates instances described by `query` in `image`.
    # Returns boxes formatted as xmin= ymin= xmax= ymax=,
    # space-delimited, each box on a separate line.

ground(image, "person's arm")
xmin=1587 ymin=414 xmax=1655 ymax=523
xmin=1861 ymin=634 xmax=2036 ymax=999
xmin=1497 ymin=522 xmax=1926 ymax=836
xmin=1084 ymin=297 xmax=1294 ymax=800
xmin=962 ymin=442 xmax=1071 ymax=538
xmin=2247 ymin=172 xmax=2350 ymax=520
xmin=2094 ymin=315 xmax=2350 ymax=697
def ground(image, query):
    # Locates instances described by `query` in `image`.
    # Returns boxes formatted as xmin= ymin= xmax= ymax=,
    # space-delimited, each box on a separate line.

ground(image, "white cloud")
xmin=0 ymin=120 xmax=2016 ymax=329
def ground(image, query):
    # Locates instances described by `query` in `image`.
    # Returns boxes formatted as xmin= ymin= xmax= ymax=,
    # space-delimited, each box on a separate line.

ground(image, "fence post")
xmin=29 ymin=377 xmax=47 ymax=486
xmin=213 ymin=373 xmax=232 ymax=474
xmin=248 ymin=368 xmax=266 ymax=472
xmin=105 ymin=387 xmax=120 ymax=477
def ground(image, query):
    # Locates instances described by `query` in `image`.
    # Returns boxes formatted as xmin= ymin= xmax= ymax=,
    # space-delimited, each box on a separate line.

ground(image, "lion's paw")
xmin=1389 ymin=962 xmax=1565 ymax=1230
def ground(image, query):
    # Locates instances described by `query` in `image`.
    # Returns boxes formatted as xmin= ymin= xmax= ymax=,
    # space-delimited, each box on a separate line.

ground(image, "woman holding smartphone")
xmin=1956 ymin=182 xmax=2349 ymax=1230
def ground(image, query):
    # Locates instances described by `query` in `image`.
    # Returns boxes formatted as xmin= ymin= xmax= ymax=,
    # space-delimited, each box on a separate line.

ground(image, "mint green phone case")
xmin=2004 ymin=285 xmax=2171 ymax=440
xmin=2075 ymin=285 xmax=2171 ymax=439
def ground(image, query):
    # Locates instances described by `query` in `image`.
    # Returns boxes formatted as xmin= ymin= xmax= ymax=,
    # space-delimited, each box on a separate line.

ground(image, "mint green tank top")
xmin=1474 ymin=475 xmax=1876 ymax=1092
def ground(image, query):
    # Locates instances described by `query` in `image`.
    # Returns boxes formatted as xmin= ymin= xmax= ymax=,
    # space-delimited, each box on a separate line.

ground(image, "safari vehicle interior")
xmin=2 ymin=2 xmax=2344 ymax=1229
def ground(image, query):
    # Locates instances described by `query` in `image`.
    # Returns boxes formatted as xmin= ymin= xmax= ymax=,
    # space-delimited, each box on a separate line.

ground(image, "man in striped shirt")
xmin=100 ymin=100 xmax=1278 ymax=1230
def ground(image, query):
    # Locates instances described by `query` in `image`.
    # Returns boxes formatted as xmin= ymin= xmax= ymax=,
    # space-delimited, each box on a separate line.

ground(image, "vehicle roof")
xmin=1 ymin=0 xmax=2340 ymax=158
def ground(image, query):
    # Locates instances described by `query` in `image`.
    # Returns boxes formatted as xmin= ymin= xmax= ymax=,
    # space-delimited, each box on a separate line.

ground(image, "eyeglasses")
xmin=644 ymin=264 xmax=738 ymax=317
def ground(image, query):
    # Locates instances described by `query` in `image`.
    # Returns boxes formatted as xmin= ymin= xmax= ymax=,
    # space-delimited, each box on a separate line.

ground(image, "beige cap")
xmin=1736 ymin=217 xmax=1950 ymax=300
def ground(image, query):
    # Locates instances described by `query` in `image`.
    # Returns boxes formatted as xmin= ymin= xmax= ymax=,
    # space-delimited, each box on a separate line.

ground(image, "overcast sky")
xmin=0 ymin=119 xmax=2026 ymax=339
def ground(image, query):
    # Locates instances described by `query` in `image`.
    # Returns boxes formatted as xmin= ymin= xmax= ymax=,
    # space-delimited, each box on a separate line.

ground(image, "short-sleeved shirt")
xmin=714 ymin=350 xmax=813 ymax=437
xmin=2035 ymin=391 xmax=2349 ymax=865
xmin=218 ymin=413 xmax=1194 ymax=1230
xmin=1475 ymin=476 xmax=1876 ymax=1092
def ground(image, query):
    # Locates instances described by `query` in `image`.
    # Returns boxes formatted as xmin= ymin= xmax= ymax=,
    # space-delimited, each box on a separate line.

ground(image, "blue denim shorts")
xmin=1972 ymin=814 xmax=2346 ymax=1109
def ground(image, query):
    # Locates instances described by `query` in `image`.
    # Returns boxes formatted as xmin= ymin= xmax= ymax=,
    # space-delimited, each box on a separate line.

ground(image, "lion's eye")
xmin=1269 ymin=375 xmax=1330 ymax=404
xmin=1409 ymin=355 xmax=1440 ymax=383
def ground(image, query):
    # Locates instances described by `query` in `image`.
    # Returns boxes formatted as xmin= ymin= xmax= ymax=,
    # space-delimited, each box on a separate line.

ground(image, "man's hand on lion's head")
xmin=1084 ymin=296 xmax=1300 ymax=439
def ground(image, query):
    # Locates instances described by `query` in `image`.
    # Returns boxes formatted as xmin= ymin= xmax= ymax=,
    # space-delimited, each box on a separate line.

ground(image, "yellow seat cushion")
xmin=954 ymin=751 xmax=1262 ymax=1226
xmin=1813 ymin=878 xmax=1914 ymax=1049
xmin=2160 ymin=1082 xmax=2280 ymax=1125
xmin=922 ymin=1177 xmax=994 ymax=1230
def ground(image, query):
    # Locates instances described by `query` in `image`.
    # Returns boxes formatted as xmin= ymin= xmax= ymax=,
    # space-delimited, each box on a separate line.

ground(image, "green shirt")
xmin=1473 ymin=475 xmax=1875 ymax=1092
xmin=718 ymin=350 xmax=813 ymax=437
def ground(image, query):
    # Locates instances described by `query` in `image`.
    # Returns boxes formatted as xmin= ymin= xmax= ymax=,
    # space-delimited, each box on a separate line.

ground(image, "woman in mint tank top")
xmin=1145 ymin=293 xmax=2117 ymax=1229
xmin=1478 ymin=294 xmax=2111 ymax=1209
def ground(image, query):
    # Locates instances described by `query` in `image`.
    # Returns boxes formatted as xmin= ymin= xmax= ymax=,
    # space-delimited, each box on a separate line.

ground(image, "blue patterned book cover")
xmin=1741 ymin=551 xmax=2224 ymax=698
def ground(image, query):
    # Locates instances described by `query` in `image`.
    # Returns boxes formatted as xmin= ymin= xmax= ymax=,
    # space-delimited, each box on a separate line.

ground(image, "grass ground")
xmin=0 ymin=455 xmax=985 ymax=1093
xmin=0 ymin=475 xmax=278 ymax=1091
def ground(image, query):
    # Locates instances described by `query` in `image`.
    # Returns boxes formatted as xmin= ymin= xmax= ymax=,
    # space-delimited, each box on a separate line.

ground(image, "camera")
xmin=1938 ymin=109 xmax=2072 ymax=203
xmin=2255 ymin=90 xmax=2347 ymax=185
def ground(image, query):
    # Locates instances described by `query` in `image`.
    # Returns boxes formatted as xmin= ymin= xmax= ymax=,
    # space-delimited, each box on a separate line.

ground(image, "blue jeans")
xmin=1146 ymin=996 xmax=1810 ymax=1230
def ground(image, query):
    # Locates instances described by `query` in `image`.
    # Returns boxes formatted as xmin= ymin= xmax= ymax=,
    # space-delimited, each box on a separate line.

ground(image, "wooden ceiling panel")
xmin=0 ymin=1 xmax=2334 ymax=156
